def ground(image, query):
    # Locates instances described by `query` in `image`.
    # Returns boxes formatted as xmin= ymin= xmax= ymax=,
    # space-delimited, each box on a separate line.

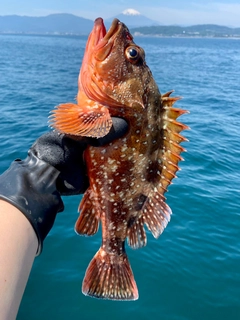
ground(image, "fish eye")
xmin=128 ymin=48 xmax=138 ymax=58
xmin=125 ymin=46 xmax=140 ymax=63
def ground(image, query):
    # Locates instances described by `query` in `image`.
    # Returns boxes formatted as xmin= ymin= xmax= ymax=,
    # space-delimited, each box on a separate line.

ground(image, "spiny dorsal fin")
xmin=158 ymin=92 xmax=189 ymax=195
xmin=140 ymin=92 xmax=188 ymax=239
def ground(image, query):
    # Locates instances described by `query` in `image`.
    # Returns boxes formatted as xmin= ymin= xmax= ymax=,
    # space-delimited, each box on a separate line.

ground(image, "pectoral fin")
xmin=50 ymin=96 xmax=112 ymax=138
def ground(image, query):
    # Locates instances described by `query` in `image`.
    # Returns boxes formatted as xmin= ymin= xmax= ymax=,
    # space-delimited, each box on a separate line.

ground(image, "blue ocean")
xmin=0 ymin=33 xmax=239 ymax=319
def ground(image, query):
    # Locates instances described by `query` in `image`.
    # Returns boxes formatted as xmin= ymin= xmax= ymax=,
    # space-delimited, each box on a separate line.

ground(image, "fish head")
xmin=79 ymin=18 xmax=158 ymax=109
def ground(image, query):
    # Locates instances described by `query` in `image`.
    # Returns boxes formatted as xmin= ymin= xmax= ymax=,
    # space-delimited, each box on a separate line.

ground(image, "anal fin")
xmin=127 ymin=216 xmax=147 ymax=249
xmin=82 ymin=247 xmax=138 ymax=301
xmin=142 ymin=190 xmax=172 ymax=239
xmin=75 ymin=189 xmax=100 ymax=236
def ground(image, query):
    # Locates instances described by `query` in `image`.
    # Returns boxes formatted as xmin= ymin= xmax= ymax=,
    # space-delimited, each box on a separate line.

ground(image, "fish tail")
xmin=82 ymin=247 xmax=138 ymax=301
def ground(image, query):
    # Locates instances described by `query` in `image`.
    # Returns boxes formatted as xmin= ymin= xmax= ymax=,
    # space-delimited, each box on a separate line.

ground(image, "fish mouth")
xmin=94 ymin=18 xmax=120 ymax=45
xmin=90 ymin=18 xmax=121 ymax=61
xmin=79 ymin=18 xmax=124 ymax=107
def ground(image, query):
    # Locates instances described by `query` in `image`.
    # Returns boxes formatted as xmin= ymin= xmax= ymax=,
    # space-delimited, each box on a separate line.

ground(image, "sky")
xmin=1 ymin=0 xmax=240 ymax=27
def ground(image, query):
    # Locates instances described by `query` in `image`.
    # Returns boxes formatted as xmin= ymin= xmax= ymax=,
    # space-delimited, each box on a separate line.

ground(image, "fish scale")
xmin=50 ymin=17 xmax=188 ymax=301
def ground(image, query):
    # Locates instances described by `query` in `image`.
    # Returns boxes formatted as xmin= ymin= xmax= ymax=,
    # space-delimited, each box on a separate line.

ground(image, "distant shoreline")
xmin=1 ymin=32 xmax=240 ymax=39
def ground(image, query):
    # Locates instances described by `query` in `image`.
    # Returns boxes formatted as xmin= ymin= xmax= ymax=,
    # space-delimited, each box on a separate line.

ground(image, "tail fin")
xmin=82 ymin=247 xmax=138 ymax=301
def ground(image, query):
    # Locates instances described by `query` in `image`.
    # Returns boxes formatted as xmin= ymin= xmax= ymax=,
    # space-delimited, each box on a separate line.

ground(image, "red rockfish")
xmin=50 ymin=18 xmax=188 ymax=301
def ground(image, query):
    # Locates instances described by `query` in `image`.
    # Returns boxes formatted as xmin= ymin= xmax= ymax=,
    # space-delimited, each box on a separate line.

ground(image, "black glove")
xmin=0 ymin=117 xmax=128 ymax=254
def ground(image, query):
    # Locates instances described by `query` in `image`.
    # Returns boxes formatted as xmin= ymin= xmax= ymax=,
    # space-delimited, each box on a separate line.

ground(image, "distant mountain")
xmin=0 ymin=12 xmax=240 ymax=38
xmin=131 ymin=24 xmax=240 ymax=37
xmin=105 ymin=8 xmax=159 ymax=29
xmin=0 ymin=13 xmax=93 ymax=34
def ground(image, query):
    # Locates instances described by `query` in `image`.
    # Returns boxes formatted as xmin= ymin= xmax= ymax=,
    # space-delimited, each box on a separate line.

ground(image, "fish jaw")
xmin=92 ymin=18 xmax=121 ymax=60
xmin=80 ymin=18 xmax=120 ymax=66
xmin=78 ymin=18 xmax=123 ymax=108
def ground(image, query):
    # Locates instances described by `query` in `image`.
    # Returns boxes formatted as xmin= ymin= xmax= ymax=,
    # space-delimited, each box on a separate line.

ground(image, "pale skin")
xmin=0 ymin=200 xmax=38 ymax=320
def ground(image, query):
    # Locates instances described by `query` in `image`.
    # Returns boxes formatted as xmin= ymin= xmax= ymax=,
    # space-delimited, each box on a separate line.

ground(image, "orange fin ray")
xmin=167 ymin=130 xmax=189 ymax=144
xmin=75 ymin=189 xmax=100 ymax=236
xmin=166 ymin=119 xmax=189 ymax=133
xmin=165 ymin=107 xmax=189 ymax=120
xmin=49 ymin=100 xmax=112 ymax=138
xmin=161 ymin=90 xmax=175 ymax=98
xmin=127 ymin=216 xmax=147 ymax=249
xmin=164 ymin=139 xmax=187 ymax=155
xmin=82 ymin=247 xmax=139 ymax=301
xmin=142 ymin=190 xmax=172 ymax=239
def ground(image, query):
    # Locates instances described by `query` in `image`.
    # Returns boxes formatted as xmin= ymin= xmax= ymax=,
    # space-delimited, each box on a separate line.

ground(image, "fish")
xmin=50 ymin=17 xmax=188 ymax=301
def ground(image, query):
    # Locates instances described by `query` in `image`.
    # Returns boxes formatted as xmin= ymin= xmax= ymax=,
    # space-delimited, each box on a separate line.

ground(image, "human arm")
xmin=0 ymin=201 xmax=38 ymax=320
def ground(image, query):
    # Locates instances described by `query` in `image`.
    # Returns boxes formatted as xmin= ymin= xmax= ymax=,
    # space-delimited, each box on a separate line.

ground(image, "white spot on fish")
xmin=121 ymin=145 xmax=128 ymax=152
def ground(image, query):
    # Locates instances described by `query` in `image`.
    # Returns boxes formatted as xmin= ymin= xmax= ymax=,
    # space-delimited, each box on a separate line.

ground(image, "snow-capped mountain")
xmin=122 ymin=9 xmax=141 ymax=16
xmin=105 ymin=8 xmax=159 ymax=29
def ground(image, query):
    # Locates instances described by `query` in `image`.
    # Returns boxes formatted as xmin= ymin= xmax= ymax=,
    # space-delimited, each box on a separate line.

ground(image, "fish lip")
xmin=104 ymin=18 xmax=120 ymax=41
xmin=94 ymin=18 xmax=120 ymax=45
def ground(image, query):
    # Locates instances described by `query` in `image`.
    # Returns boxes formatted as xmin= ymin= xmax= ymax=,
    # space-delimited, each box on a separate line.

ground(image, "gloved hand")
xmin=0 ymin=118 xmax=128 ymax=254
